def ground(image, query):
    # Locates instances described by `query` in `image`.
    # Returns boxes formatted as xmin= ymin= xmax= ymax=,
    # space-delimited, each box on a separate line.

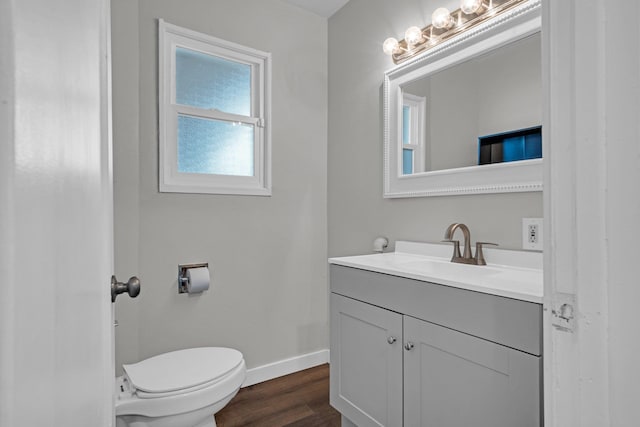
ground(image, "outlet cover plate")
xmin=522 ymin=218 xmax=543 ymax=251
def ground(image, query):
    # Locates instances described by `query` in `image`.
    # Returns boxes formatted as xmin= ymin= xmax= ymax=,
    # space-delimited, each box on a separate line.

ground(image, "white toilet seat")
xmin=116 ymin=347 xmax=246 ymax=419
xmin=123 ymin=347 xmax=243 ymax=395
xmin=133 ymin=372 xmax=233 ymax=399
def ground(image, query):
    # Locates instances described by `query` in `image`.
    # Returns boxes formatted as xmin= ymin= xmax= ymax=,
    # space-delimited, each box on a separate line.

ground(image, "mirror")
xmin=384 ymin=1 xmax=542 ymax=197
xmin=401 ymin=34 xmax=540 ymax=174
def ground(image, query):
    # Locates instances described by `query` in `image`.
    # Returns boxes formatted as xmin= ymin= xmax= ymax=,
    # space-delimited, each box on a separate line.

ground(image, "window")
xmin=401 ymin=93 xmax=426 ymax=175
xmin=159 ymin=20 xmax=271 ymax=195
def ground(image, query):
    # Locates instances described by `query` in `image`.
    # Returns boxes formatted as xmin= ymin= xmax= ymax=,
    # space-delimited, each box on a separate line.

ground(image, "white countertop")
xmin=329 ymin=241 xmax=543 ymax=303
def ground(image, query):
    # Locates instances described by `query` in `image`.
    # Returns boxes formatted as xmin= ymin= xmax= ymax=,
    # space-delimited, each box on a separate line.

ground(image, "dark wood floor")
xmin=216 ymin=364 xmax=341 ymax=427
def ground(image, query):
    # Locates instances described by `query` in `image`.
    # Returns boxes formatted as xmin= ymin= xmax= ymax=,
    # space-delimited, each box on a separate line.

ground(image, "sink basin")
xmin=328 ymin=241 xmax=543 ymax=303
xmin=395 ymin=257 xmax=502 ymax=276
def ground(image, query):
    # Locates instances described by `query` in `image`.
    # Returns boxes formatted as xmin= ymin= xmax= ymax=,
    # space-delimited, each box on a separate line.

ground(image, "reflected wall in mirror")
xmin=401 ymin=33 xmax=541 ymax=175
xmin=384 ymin=0 xmax=542 ymax=198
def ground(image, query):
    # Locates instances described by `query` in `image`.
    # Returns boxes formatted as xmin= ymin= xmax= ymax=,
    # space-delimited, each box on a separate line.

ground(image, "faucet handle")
xmin=441 ymin=239 xmax=462 ymax=260
xmin=474 ymin=242 xmax=498 ymax=265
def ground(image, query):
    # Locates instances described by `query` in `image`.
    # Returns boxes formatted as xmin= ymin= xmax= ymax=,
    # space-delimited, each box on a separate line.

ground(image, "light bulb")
xmin=432 ymin=7 xmax=454 ymax=29
xmin=404 ymin=26 xmax=424 ymax=46
xmin=382 ymin=37 xmax=400 ymax=55
xmin=460 ymin=0 xmax=484 ymax=15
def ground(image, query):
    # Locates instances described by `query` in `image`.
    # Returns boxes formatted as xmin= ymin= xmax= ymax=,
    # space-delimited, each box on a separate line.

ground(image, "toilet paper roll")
xmin=186 ymin=267 xmax=210 ymax=293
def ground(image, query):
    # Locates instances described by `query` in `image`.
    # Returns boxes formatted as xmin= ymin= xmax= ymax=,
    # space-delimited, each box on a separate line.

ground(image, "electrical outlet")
xmin=522 ymin=218 xmax=543 ymax=251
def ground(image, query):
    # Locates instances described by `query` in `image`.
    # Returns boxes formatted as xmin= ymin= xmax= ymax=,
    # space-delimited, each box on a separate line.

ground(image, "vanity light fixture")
xmin=431 ymin=8 xmax=455 ymax=30
xmin=383 ymin=0 xmax=529 ymax=64
xmin=460 ymin=0 xmax=486 ymax=15
xmin=382 ymin=37 xmax=401 ymax=55
xmin=404 ymin=26 xmax=425 ymax=45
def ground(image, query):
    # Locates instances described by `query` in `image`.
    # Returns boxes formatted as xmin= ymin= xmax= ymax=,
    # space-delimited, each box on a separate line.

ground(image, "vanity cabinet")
xmin=330 ymin=294 xmax=403 ymax=426
xmin=330 ymin=265 xmax=542 ymax=427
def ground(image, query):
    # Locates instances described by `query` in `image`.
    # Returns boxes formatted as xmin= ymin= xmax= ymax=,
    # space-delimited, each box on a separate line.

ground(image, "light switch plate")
xmin=522 ymin=218 xmax=543 ymax=251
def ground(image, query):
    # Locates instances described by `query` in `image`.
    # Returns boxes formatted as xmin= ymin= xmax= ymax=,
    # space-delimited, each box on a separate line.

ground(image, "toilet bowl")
xmin=115 ymin=347 xmax=246 ymax=427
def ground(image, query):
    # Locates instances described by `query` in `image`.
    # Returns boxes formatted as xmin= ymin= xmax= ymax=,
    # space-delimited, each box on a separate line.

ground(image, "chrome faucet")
xmin=442 ymin=223 xmax=497 ymax=265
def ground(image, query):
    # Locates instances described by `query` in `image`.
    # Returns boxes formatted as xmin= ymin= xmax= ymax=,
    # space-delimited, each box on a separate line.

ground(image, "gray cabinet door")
xmin=330 ymin=294 xmax=403 ymax=427
xmin=403 ymin=316 xmax=541 ymax=427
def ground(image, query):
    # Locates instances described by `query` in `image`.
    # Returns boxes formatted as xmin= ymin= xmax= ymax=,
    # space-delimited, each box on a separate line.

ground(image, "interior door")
xmin=0 ymin=0 xmax=115 ymax=426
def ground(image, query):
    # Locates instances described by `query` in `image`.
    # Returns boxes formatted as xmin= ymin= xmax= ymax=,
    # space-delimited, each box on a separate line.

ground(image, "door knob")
xmin=387 ymin=336 xmax=397 ymax=344
xmin=404 ymin=342 xmax=415 ymax=351
xmin=111 ymin=275 xmax=141 ymax=303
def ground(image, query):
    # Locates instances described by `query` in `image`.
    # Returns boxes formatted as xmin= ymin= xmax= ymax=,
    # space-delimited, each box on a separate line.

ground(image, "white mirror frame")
xmin=383 ymin=0 xmax=542 ymax=198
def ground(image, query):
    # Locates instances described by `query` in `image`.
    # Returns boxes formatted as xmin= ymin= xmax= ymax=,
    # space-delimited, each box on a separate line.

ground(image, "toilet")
xmin=115 ymin=347 xmax=246 ymax=427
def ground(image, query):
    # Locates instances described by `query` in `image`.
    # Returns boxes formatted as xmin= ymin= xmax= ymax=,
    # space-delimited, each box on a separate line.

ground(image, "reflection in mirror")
xmin=383 ymin=0 xmax=542 ymax=198
xmin=400 ymin=33 xmax=541 ymax=175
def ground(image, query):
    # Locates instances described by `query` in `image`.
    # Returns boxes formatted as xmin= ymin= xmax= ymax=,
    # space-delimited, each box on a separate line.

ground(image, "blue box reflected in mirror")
xmin=478 ymin=126 xmax=542 ymax=165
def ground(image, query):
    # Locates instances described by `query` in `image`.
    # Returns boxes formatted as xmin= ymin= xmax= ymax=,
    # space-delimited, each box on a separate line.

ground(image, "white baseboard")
xmin=242 ymin=349 xmax=329 ymax=387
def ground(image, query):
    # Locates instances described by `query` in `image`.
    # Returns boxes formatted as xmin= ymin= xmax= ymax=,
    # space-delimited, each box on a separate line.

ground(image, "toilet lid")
xmin=123 ymin=347 xmax=243 ymax=394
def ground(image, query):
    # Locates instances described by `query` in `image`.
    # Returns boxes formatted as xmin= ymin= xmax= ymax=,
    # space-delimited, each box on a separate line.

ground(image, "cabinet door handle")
xmin=404 ymin=342 xmax=415 ymax=351
xmin=387 ymin=336 xmax=397 ymax=344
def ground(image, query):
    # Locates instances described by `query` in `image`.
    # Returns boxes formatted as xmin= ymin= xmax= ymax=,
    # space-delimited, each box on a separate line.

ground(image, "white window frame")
xmin=159 ymin=19 xmax=272 ymax=195
xmin=400 ymin=93 xmax=426 ymax=175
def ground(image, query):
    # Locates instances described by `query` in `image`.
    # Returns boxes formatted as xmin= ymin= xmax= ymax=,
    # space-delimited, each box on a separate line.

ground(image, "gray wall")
xmin=112 ymin=0 xmax=328 ymax=371
xmin=328 ymin=0 xmax=542 ymax=257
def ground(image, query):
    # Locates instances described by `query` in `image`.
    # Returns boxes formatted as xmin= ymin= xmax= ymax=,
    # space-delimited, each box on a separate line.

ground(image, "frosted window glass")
xmin=176 ymin=47 xmax=251 ymax=116
xmin=403 ymin=149 xmax=413 ymax=175
xmin=178 ymin=115 xmax=254 ymax=176
xmin=402 ymin=106 xmax=410 ymax=145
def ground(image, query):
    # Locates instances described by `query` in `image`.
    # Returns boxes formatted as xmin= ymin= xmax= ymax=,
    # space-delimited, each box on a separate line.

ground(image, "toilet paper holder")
xmin=178 ymin=263 xmax=209 ymax=294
